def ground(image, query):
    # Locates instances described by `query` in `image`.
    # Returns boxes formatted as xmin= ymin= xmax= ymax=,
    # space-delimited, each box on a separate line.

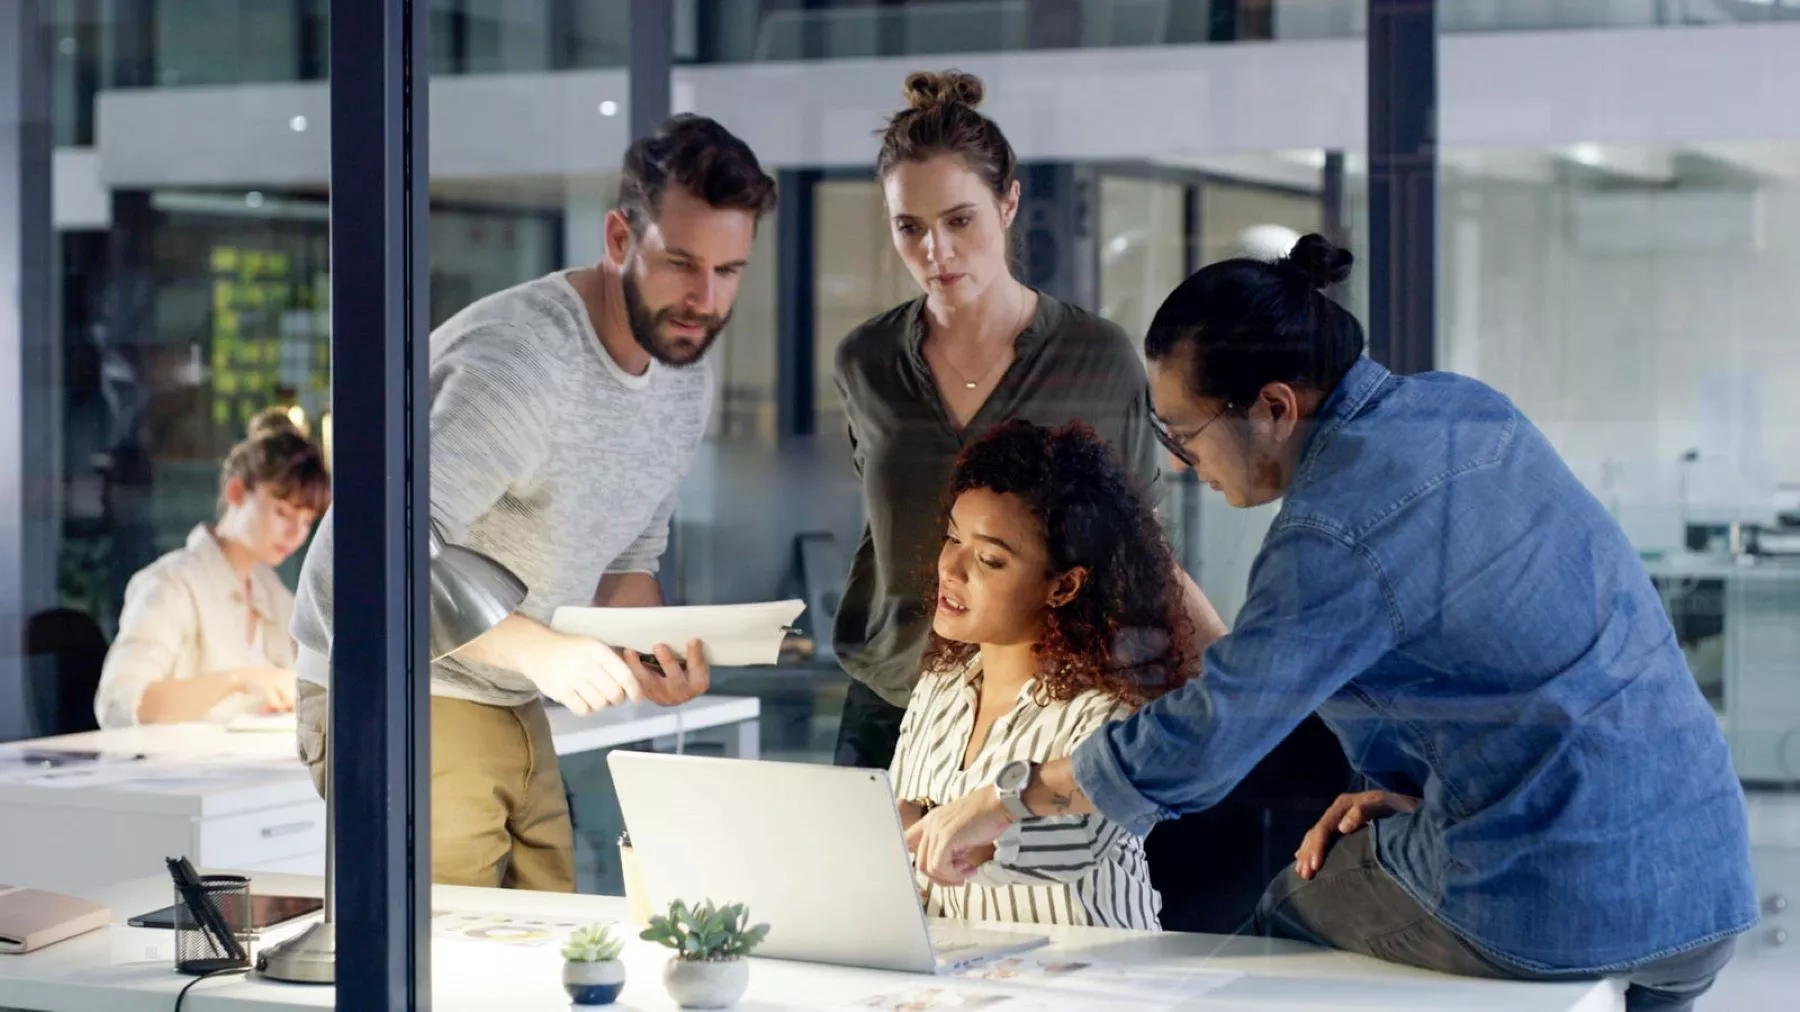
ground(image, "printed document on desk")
xmin=550 ymin=599 xmax=807 ymax=667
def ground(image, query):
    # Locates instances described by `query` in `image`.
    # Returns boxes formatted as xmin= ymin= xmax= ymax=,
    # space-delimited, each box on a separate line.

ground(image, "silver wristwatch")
xmin=993 ymin=759 xmax=1038 ymax=821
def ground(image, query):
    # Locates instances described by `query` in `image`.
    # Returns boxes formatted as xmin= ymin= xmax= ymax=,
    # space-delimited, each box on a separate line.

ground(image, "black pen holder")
xmin=174 ymin=874 xmax=253 ymax=975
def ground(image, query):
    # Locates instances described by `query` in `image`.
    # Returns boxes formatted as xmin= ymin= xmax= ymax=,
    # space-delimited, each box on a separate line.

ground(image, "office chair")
xmin=24 ymin=608 xmax=109 ymax=737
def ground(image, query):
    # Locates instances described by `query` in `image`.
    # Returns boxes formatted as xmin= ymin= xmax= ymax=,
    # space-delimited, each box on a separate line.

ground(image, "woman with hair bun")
xmin=94 ymin=408 xmax=329 ymax=726
xmin=832 ymin=68 xmax=1228 ymax=771
xmin=911 ymin=233 xmax=1755 ymax=1011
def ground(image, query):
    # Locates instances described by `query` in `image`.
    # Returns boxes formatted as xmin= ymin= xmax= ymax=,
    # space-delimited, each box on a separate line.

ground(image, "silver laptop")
xmin=608 ymin=751 xmax=1048 ymax=974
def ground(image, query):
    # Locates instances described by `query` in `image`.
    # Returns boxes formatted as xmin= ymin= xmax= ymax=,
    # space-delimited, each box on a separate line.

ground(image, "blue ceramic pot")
xmin=563 ymin=959 xmax=626 ymax=1005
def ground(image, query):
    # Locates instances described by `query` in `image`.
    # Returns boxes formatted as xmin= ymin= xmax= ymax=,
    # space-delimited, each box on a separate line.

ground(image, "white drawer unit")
xmin=1736 ymin=846 xmax=1800 ymax=966
xmin=0 ymin=794 xmax=326 ymax=896
xmin=1700 ymin=793 xmax=1800 ymax=1010
xmin=0 ymin=698 xmax=759 ymax=902
xmin=195 ymin=798 xmax=327 ymax=869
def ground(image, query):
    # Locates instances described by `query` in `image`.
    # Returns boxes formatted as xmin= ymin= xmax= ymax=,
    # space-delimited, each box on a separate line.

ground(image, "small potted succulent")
xmin=640 ymin=899 xmax=769 ymax=1009
xmin=560 ymin=922 xmax=627 ymax=1006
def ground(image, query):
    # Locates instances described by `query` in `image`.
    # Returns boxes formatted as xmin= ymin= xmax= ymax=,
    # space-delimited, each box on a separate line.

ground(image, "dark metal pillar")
xmin=1321 ymin=149 xmax=1347 ymax=246
xmin=1018 ymin=163 xmax=1098 ymax=311
xmin=776 ymin=169 xmax=819 ymax=440
xmin=100 ymin=0 xmax=157 ymax=633
xmin=1367 ymin=0 xmax=1436 ymax=374
xmin=630 ymin=0 xmax=674 ymax=140
xmin=329 ymin=0 xmax=432 ymax=1007
xmin=0 ymin=0 xmax=54 ymax=742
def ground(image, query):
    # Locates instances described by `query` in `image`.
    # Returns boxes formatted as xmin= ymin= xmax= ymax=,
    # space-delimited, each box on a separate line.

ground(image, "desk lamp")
xmin=257 ymin=520 xmax=527 ymax=984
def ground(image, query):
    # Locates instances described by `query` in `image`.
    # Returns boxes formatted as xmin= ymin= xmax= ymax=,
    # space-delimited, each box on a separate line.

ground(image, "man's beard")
xmin=621 ymin=269 xmax=728 ymax=368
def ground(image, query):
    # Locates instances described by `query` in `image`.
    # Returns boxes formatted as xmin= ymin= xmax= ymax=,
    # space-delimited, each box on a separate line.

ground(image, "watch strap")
xmin=996 ymin=760 xmax=1037 ymax=821
xmin=999 ymin=790 xmax=1035 ymax=821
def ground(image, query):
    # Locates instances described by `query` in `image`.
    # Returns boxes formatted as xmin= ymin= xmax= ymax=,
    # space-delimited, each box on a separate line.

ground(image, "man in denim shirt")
xmin=909 ymin=235 xmax=1757 ymax=1011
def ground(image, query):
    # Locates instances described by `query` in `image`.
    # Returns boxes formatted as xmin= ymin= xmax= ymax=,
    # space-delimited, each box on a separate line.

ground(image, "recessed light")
xmin=598 ymin=100 xmax=619 ymax=117
xmin=290 ymin=115 xmax=309 ymax=132
xmin=246 ymin=191 xmax=265 ymax=209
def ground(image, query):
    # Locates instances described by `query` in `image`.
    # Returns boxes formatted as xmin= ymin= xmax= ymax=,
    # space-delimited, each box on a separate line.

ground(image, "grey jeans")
xmin=1253 ymin=828 xmax=1738 ymax=1012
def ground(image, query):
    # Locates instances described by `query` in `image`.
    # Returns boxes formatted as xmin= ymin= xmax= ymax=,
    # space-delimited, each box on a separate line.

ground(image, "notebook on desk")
xmin=0 ymin=886 xmax=111 ymax=954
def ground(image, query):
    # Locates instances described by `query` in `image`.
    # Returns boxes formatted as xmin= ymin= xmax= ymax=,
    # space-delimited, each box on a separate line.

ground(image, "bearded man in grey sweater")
xmin=290 ymin=115 xmax=778 ymax=891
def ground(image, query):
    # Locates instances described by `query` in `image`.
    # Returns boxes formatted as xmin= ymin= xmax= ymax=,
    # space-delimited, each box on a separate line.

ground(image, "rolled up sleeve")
xmin=1073 ymin=525 xmax=1400 ymax=834
xmin=94 ymin=569 xmax=197 ymax=728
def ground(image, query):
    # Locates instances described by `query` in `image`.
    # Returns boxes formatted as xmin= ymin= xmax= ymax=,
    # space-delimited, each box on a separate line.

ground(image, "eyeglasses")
xmin=1150 ymin=404 xmax=1233 ymax=470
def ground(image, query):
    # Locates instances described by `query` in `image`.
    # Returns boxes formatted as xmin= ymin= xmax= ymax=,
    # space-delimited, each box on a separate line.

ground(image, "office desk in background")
xmin=1643 ymin=554 xmax=1800 ymax=784
xmin=0 ymin=871 xmax=1625 ymax=1012
xmin=0 ymin=696 xmax=759 ymax=896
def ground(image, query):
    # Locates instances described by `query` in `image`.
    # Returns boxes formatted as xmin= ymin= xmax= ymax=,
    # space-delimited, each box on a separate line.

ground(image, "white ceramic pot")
xmin=662 ymin=956 xmax=749 ymax=1009
xmin=562 ymin=959 xmax=626 ymax=1006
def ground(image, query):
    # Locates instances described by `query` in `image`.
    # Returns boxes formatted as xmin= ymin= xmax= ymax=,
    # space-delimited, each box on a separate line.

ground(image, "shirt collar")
xmin=187 ymin=524 xmax=273 ymax=615
xmin=1293 ymin=356 xmax=1391 ymax=488
xmin=958 ymin=653 xmax=1042 ymax=707
xmin=903 ymin=289 xmax=1055 ymax=371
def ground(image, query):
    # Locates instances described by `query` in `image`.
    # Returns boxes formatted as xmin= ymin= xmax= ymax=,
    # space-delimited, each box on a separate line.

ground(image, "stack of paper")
xmin=549 ymin=599 xmax=807 ymax=667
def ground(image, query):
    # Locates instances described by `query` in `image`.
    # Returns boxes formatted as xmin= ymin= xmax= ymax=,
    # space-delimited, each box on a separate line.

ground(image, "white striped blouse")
xmin=890 ymin=655 xmax=1161 ymax=931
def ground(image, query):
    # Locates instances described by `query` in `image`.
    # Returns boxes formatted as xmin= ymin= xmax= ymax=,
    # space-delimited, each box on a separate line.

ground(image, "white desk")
xmin=0 ymin=872 xmax=1622 ymax=1012
xmin=0 ymin=697 xmax=759 ymax=896
xmin=1643 ymin=554 xmax=1800 ymax=783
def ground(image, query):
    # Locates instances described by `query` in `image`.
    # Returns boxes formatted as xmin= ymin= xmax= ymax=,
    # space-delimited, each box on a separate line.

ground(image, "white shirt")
xmin=890 ymin=656 xmax=1161 ymax=930
xmin=93 ymin=525 xmax=298 ymax=728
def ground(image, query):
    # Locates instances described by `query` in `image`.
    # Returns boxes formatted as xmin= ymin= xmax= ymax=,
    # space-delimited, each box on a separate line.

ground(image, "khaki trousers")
xmin=296 ymin=681 xmax=575 ymax=892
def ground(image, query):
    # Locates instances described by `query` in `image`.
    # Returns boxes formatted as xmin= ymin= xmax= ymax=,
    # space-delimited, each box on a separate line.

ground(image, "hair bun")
xmin=247 ymin=406 xmax=305 ymax=442
xmin=1279 ymin=233 xmax=1354 ymax=290
xmin=902 ymin=70 xmax=985 ymax=112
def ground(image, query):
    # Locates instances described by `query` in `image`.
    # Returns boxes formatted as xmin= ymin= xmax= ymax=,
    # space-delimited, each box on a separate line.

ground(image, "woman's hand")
xmin=1294 ymin=790 xmax=1421 ymax=879
xmin=236 ymin=667 xmax=298 ymax=713
xmin=905 ymin=786 xmax=1014 ymax=887
xmin=898 ymin=800 xmax=927 ymax=832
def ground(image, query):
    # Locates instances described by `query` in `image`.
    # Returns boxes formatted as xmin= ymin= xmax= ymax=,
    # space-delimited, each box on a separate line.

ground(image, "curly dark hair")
xmin=921 ymin=420 xmax=1196 ymax=708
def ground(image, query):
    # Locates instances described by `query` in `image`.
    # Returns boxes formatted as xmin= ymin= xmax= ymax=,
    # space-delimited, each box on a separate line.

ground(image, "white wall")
xmin=1439 ymin=156 xmax=1800 ymax=551
xmin=86 ymin=23 xmax=1800 ymax=188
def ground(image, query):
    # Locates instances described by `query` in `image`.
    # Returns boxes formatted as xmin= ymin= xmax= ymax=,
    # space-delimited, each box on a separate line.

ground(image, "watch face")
xmin=996 ymin=760 xmax=1030 ymax=792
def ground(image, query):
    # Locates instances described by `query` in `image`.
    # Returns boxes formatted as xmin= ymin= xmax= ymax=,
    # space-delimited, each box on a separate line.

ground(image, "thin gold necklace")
xmin=935 ymin=291 xmax=1031 ymax=390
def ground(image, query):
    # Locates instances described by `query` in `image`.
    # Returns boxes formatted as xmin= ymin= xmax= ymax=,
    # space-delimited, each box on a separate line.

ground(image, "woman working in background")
xmin=893 ymin=419 xmax=1197 ymax=930
xmin=832 ymin=68 xmax=1225 ymax=770
xmin=94 ymin=409 xmax=329 ymax=727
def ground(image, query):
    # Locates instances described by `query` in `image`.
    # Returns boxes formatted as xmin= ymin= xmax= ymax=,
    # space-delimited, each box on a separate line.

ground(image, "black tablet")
xmin=128 ymin=894 xmax=323 ymax=932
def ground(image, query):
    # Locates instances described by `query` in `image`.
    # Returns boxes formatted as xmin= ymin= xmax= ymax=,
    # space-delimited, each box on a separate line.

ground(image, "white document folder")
xmin=549 ymin=599 xmax=807 ymax=667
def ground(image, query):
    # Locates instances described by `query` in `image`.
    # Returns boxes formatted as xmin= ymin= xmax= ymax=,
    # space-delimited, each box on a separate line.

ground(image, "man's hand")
xmin=904 ymin=786 xmax=1015 ymax=887
xmin=621 ymin=639 xmax=711 ymax=707
xmin=1294 ymin=790 xmax=1421 ymax=879
xmin=521 ymin=631 xmax=646 ymax=715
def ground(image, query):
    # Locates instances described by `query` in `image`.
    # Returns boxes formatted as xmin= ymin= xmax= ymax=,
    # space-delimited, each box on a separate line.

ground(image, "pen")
xmin=166 ymin=857 xmax=247 ymax=963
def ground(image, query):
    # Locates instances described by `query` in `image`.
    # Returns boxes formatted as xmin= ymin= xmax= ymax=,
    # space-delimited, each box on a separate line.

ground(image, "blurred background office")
xmin=4 ymin=2 xmax=1799 ymax=1004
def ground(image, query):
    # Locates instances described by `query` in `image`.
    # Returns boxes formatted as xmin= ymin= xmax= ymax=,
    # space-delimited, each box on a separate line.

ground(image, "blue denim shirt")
xmin=1074 ymin=357 xmax=1756 ymax=972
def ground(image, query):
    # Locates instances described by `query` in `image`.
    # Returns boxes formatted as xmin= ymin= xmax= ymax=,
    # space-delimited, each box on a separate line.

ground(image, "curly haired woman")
xmin=889 ymin=419 xmax=1195 ymax=930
